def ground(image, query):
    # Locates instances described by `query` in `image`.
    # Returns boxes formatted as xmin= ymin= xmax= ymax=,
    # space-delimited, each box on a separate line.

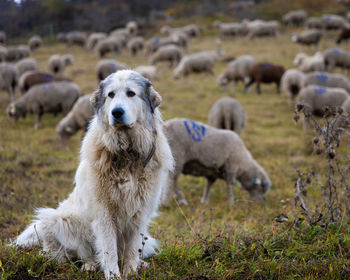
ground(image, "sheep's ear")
xmin=146 ymin=83 xmax=162 ymax=113
xmin=9 ymin=104 xmax=16 ymax=115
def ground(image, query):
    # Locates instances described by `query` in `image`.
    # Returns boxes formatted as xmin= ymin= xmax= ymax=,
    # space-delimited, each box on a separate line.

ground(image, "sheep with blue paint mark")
xmin=323 ymin=48 xmax=350 ymax=72
xmin=6 ymin=81 xmax=81 ymax=129
xmin=162 ymin=118 xmax=270 ymax=205
xmin=304 ymin=72 xmax=350 ymax=94
xmin=298 ymin=85 xmax=349 ymax=130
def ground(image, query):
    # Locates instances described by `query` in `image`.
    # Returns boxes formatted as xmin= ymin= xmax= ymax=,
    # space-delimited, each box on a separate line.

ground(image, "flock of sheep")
xmin=1 ymin=8 xmax=350 ymax=204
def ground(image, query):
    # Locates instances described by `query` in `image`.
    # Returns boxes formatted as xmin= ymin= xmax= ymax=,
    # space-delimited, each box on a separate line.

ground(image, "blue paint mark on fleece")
xmin=184 ymin=120 xmax=206 ymax=142
xmin=314 ymin=86 xmax=326 ymax=95
xmin=316 ymin=73 xmax=328 ymax=84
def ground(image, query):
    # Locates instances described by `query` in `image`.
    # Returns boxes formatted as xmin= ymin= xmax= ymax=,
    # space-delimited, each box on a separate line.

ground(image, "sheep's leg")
xmin=256 ymin=82 xmax=261 ymax=95
xmin=200 ymin=178 xmax=215 ymax=204
xmin=224 ymin=116 xmax=231 ymax=131
xmin=303 ymin=116 xmax=311 ymax=131
xmin=244 ymin=79 xmax=254 ymax=94
xmin=276 ymin=82 xmax=281 ymax=94
xmin=174 ymin=185 xmax=188 ymax=206
xmin=34 ymin=114 xmax=42 ymax=130
xmin=226 ymin=183 xmax=234 ymax=204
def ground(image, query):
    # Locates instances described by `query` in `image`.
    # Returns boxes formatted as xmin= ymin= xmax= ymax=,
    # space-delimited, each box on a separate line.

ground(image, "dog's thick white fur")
xmin=15 ymin=70 xmax=174 ymax=279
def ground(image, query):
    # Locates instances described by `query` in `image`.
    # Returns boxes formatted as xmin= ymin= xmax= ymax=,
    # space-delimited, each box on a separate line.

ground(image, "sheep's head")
xmin=293 ymin=53 xmax=306 ymax=66
xmin=6 ymin=103 xmax=25 ymax=121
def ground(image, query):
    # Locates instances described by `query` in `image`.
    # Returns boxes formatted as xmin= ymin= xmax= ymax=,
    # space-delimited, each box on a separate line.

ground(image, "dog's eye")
xmin=108 ymin=91 xmax=115 ymax=98
xmin=126 ymin=90 xmax=136 ymax=97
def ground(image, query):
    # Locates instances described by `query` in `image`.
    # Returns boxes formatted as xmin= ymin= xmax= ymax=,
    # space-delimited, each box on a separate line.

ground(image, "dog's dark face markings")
xmin=91 ymin=70 xmax=161 ymax=128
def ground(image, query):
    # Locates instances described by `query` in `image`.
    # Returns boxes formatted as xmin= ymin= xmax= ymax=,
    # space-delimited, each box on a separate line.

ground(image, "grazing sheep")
xmin=306 ymin=17 xmax=323 ymax=29
xmin=208 ymin=97 xmax=246 ymax=134
xmin=48 ymin=54 xmax=73 ymax=75
xmin=218 ymin=22 xmax=247 ymax=37
xmin=86 ymin=32 xmax=107 ymax=50
xmin=246 ymin=20 xmax=279 ymax=39
xmin=0 ymin=31 xmax=6 ymax=44
xmin=0 ymin=63 xmax=18 ymax=101
xmin=336 ymin=98 xmax=350 ymax=128
xmin=304 ymin=72 xmax=350 ymax=93
xmin=217 ymin=55 xmax=256 ymax=91
xmin=28 ymin=35 xmax=43 ymax=51
xmin=127 ymin=36 xmax=144 ymax=56
xmin=56 ymin=94 xmax=94 ymax=141
xmin=66 ymin=31 xmax=87 ymax=47
xmin=19 ymin=71 xmax=71 ymax=94
xmin=281 ymin=69 xmax=306 ymax=107
xmin=0 ymin=46 xmax=8 ymax=62
xmin=169 ymin=31 xmax=188 ymax=49
xmin=283 ymin=10 xmax=307 ymax=27
xmin=293 ymin=52 xmax=325 ymax=73
xmin=7 ymin=82 xmax=81 ymax=129
xmin=173 ymin=50 xmax=223 ymax=79
xmin=110 ymin=28 xmax=129 ymax=46
xmin=15 ymin=58 xmax=39 ymax=77
xmin=244 ymin=62 xmax=285 ymax=94
xmin=17 ymin=45 xmax=31 ymax=59
xmin=323 ymin=48 xmax=350 ymax=72
xmin=96 ymin=59 xmax=128 ymax=82
xmin=298 ymin=85 xmax=349 ymax=130
xmin=126 ymin=21 xmax=138 ymax=35
xmin=321 ymin=14 xmax=347 ymax=30
xmin=5 ymin=47 xmax=21 ymax=62
xmin=56 ymin=32 xmax=67 ymax=43
xmin=292 ymin=29 xmax=322 ymax=47
xmin=146 ymin=37 xmax=183 ymax=54
xmin=162 ymin=118 xmax=271 ymax=205
xmin=149 ymin=44 xmax=183 ymax=67
xmin=336 ymin=27 xmax=350 ymax=44
xmin=96 ymin=37 xmax=122 ymax=58
xmin=182 ymin=24 xmax=201 ymax=38
xmin=134 ymin=65 xmax=159 ymax=81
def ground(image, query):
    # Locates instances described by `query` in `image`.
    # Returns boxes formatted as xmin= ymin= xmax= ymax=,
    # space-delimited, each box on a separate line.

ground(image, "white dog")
xmin=14 ymin=70 xmax=174 ymax=279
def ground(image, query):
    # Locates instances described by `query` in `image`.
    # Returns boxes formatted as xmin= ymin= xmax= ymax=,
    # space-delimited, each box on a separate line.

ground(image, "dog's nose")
xmin=112 ymin=107 xmax=124 ymax=119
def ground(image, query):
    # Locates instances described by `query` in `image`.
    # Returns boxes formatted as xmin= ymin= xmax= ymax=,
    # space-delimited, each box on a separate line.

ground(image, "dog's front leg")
xmin=92 ymin=214 xmax=120 ymax=279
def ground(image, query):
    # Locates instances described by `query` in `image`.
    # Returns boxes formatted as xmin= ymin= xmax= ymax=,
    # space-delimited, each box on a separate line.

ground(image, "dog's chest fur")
xmin=93 ymin=142 xmax=159 ymax=225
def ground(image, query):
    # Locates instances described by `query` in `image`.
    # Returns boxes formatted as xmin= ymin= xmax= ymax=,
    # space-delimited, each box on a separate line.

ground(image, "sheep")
xmin=18 ymin=71 xmax=71 ymax=94
xmin=149 ymin=44 xmax=183 ymax=67
xmin=126 ymin=21 xmax=138 ymax=35
xmin=48 ymin=54 xmax=73 ymax=75
xmin=323 ymin=48 xmax=350 ymax=72
xmin=15 ymin=58 xmax=39 ymax=77
xmin=306 ymin=17 xmax=323 ymax=29
xmin=291 ymin=29 xmax=322 ymax=47
xmin=146 ymin=37 xmax=183 ymax=54
xmin=336 ymin=27 xmax=350 ymax=44
xmin=96 ymin=37 xmax=122 ymax=58
xmin=218 ymin=22 xmax=247 ymax=38
xmin=244 ymin=62 xmax=285 ymax=94
xmin=217 ymin=55 xmax=256 ymax=91
xmin=321 ymin=14 xmax=347 ymax=30
xmin=162 ymin=118 xmax=271 ymax=205
xmin=0 ymin=31 xmax=6 ymax=44
xmin=86 ymin=32 xmax=107 ymax=50
xmin=0 ymin=63 xmax=18 ymax=101
xmin=28 ymin=35 xmax=43 ymax=51
xmin=283 ymin=10 xmax=307 ymax=27
xmin=304 ymin=72 xmax=350 ymax=93
xmin=66 ymin=31 xmax=87 ymax=47
xmin=110 ymin=28 xmax=129 ymax=46
xmin=0 ymin=46 xmax=7 ymax=62
xmin=173 ymin=50 xmax=223 ymax=79
xmin=298 ymin=85 xmax=349 ymax=130
xmin=5 ymin=47 xmax=21 ymax=62
xmin=17 ymin=45 xmax=31 ymax=59
xmin=127 ymin=36 xmax=144 ymax=56
xmin=208 ymin=97 xmax=246 ymax=134
xmin=246 ymin=20 xmax=279 ymax=39
xmin=133 ymin=65 xmax=159 ymax=81
xmin=56 ymin=94 xmax=94 ymax=142
xmin=336 ymin=98 xmax=350 ymax=128
xmin=56 ymin=32 xmax=67 ymax=43
xmin=96 ymin=59 xmax=128 ymax=82
xmin=6 ymin=81 xmax=81 ymax=129
xmin=182 ymin=24 xmax=201 ymax=38
xmin=281 ymin=69 xmax=306 ymax=107
xmin=293 ymin=52 xmax=325 ymax=73
xmin=169 ymin=31 xmax=188 ymax=49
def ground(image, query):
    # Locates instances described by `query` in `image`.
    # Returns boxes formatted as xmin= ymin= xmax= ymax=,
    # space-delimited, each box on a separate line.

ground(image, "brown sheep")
xmin=244 ymin=62 xmax=285 ymax=94
xmin=162 ymin=118 xmax=271 ymax=205
xmin=19 ymin=71 xmax=71 ymax=94
xmin=7 ymin=81 xmax=81 ymax=129
xmin=208 ymin=97 xmax=246 ymax=134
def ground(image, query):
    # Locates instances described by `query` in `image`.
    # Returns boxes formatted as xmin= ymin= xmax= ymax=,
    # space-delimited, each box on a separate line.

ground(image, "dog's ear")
xmin=146 ymin=83 xmax=162 ymax=113
xmin=90 ymin=83 xmax=105 ymax=111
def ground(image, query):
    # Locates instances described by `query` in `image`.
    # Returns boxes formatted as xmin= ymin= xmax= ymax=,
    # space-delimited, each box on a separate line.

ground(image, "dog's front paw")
xmin=123 ymin=259 xmax=139 ymax=277
xmin=82 ymin=261 xmax=97 ymax=272
xmin=104 ymin=268 xmax=121 ymax=280
xmin=139 ymin=259 xmax=149 ymax=269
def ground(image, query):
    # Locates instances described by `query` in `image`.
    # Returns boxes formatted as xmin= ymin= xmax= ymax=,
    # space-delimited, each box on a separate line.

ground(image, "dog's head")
xmin=91 ymin=70 xmax=162 ymax=129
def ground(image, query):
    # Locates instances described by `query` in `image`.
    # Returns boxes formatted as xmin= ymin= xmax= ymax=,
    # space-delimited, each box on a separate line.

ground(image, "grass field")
xmin=0 ymin=26 xmax=349 ymax=279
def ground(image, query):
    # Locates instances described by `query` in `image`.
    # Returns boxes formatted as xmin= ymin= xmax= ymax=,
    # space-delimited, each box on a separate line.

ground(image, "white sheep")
xmin=149 ymin=44 xmax=183 ymax=67
xmin=283 ymin=10 xmax=307 ymax=27
xmin=28 ymin=35 xmax=43 ymax=51
xmin=293 ymin=52 xmax=325 ymax=72
xmin=134 ymin=65 xmax=159 ymax=81
xmin=281 ymin=69 xmax=306 ymax=107
xmin=0 ymin=62 xmax=18 ymax=101
xmin=15 ymin=58 xmax=39 ymax=77
xmin=323 ymin=48 xmax=350 ymax=72
xmin=96 ymin=59 xmax=128 ymax=82
xmin=304 ymin=72 xmax=350 ymax=93
xmin=127 ymin=36 xmax=144 ymax=56
xmin=86 ymin=33 xmax=107 ymax=51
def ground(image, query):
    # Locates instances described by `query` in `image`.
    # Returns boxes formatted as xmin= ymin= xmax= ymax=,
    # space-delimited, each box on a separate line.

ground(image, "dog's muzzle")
xmin=111 ymin=107 xmax=127 ymax=126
